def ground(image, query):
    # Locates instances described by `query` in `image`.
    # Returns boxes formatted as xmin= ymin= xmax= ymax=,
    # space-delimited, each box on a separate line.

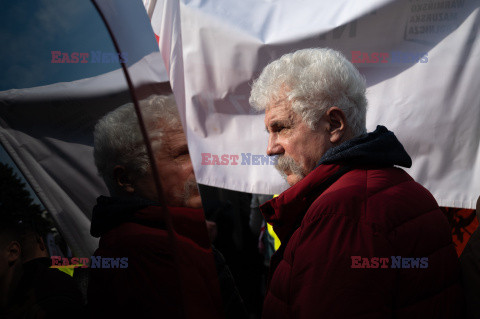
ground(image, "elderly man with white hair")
xmin=87 ymin=95 xmax=241 ymax=319
xmin=250 ymin=48 xmax=464 ymax=319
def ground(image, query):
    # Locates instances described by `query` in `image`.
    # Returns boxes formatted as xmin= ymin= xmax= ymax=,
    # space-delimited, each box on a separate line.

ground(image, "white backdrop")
xmin=146 ymin=0 xmax=480 ymax=209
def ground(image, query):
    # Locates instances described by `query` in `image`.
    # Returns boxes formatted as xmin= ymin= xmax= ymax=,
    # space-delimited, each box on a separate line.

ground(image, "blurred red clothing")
xmin=88 ymin=197 xmax=223 ymax=319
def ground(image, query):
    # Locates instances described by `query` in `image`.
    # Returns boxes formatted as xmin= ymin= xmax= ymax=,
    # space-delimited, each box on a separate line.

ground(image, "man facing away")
xmin=88 ymin=94 xmax=243 ymax=318
xmin=249 ymin=48 xmax=464 ymax=319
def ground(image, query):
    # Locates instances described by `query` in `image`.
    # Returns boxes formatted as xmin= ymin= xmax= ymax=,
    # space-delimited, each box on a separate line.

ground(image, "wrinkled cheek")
xmin=298 ymin=148 xmax=320 ymax=172
xmin=159 ymin=175 xmax=182 ymax=202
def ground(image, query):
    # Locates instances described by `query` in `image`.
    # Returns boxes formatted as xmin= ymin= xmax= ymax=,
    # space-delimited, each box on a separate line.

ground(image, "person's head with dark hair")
xmin=0 ymin=214 xmax=22 ymax=308
xmin=1 ymin=209 xmax=85 ymax=316
xmin=15 ymin=215 xmax=50 ymax=263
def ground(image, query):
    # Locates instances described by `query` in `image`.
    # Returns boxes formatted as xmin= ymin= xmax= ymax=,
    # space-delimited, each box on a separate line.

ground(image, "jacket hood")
xmin=318 ymin=125 xmax=412 ymax=168
xmin=90 ymin=195 xmax=158 ymax=237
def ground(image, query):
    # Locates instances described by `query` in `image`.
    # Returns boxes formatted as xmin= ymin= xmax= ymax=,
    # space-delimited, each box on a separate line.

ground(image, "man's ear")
xmin=326 ymin=106 xmax=348 ymax=144
xmin=7 ymin=241 xmax=21 ymax=266
xmin=113 ymin=165 xmax=135 ymax=194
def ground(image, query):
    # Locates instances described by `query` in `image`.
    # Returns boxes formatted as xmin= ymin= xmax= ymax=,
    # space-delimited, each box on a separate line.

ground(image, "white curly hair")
xmin=249 ymin=48 xmax=367 ymax=136
xmin=93 ymin=94 xmax=180 ymax=194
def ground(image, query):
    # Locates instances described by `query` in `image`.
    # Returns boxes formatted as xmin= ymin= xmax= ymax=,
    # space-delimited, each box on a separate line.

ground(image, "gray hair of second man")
xmin=93 ymin=94 xmax=180 ymax=194
xmin=249 ymin=48 xmax=368 ymax=136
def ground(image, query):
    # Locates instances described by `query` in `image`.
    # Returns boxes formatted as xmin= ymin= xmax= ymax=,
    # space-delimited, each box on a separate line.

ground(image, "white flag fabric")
xmin=0 ymin=0 xmax=173 ymax=257
xmin=0 ymin=52 xmax=168 ymax=257
xmin=0 ymin=0 xmax=478 ymax=257
xmin=146 ymin=0 xmax=480 ymax=209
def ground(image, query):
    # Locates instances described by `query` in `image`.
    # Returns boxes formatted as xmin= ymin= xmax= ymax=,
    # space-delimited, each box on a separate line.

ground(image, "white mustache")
xmin=275 ymin=156 xmax=305 ymax=180
xmin=182 ymin=178 xmax=199 ymax=204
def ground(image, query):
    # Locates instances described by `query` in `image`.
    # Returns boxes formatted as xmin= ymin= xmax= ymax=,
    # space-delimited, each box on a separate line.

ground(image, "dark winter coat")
xmin=261 ymin=126 xmax=464 ymax=319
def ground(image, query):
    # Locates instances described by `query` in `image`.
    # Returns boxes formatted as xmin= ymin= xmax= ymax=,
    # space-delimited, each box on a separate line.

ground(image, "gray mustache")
xmin=182 ymin=178 xmax=199 ymax=204
xmin=275 ymin=156 xmax=305 ymax=180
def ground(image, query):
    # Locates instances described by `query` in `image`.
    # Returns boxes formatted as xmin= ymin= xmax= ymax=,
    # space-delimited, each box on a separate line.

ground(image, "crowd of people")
xmin=1 ymin=48 xmax=479 ymax=318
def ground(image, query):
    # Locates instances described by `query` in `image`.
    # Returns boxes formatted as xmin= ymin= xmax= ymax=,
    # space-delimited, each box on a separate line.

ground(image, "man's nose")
xmin=266 ymin=134 xmax=284 ymax=156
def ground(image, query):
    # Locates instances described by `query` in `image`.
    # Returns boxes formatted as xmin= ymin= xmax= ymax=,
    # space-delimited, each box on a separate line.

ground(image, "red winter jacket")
xmin=88 ymin=196 xmax=223 ymax=319
xmin=261 ymin=126 xmax=464 ymax=319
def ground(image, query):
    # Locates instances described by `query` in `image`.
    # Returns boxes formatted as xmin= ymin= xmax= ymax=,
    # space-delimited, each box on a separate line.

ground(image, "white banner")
xmin=146 ymin=0 xmax=480 ymax=209
xmin=1 ymin=0 xmax=478 ymax=258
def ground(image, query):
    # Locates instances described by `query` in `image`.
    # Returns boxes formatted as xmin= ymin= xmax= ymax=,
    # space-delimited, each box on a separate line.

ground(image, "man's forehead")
xmin=150 ymin=125 xmax=186 ymax=150
xmin=266 ymin=93 xmax=290 ymax=110
xmin=161 ymin=126 xmax=185 ymax=142
xmin=265 ymin=100 xmax=294 ymax=125
xmin=149 ymin=121 xmax=183 ymax=137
